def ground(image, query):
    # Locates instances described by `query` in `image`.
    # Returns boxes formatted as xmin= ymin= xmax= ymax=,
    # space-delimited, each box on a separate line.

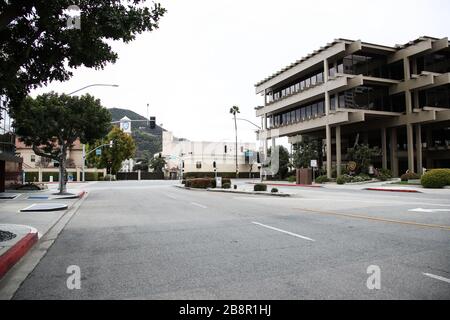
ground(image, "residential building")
xmin=161 ymin=131 xmax=259 ymax=179
xmin=0 ymin=98 xmax=22 ymax=191
xmin=255 ymin=36 xmax=450 ymax=178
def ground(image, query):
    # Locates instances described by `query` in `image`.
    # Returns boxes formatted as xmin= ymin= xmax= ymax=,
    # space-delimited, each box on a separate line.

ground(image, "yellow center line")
xmin=293 ymin=208 xmax=450 ymax=231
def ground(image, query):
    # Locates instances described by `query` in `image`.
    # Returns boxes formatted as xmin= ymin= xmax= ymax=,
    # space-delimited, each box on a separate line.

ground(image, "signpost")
xmin=310 ymin=159 xmax=318 ymax=183
xmin=216 ymin=176 xmax=222 ymax=188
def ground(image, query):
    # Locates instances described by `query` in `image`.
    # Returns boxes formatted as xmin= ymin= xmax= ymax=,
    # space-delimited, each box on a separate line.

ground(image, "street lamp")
xmin=69 ymin=83 xmax=119 ymax=182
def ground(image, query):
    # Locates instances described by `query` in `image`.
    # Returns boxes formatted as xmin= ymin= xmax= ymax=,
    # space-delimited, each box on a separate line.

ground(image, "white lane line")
xmin=251 ymin=221 xmax=315 ymax=242
xmin=166 ymin=194 xmax=178 ymax=200
xmin=423 ymin=272 xmax=450 ymax=284
xmin=191 ymin=202 xmax=207 ymax=209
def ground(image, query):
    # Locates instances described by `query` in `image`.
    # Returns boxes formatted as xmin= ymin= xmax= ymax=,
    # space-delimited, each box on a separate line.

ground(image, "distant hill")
xmin=108 ymin=107 xmax=164 ymax=159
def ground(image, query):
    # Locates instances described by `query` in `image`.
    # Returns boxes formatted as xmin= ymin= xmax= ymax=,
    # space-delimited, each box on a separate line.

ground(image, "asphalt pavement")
xmin=9 ymin=180 xmax=450 ymax=299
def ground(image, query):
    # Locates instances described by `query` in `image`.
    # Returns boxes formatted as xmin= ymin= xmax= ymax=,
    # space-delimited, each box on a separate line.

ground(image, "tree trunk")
xmin=58 ymin=145 xmax=67 ymax=194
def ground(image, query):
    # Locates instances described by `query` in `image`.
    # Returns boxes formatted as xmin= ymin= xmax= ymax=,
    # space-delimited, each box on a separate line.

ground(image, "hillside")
xmin=108 ymin=107 xmax=164 ymax=159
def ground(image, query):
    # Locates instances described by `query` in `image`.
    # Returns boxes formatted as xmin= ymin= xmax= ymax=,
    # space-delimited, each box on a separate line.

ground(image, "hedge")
xmin=315 ymin=175 xmax=329 ymax=184
xmin=254 ymin=183 xmax=267 ymax=191
xmin=185 ymin=177 xmax=231 ymax=189
xmin=183 ymin=172 xmax=260 ymax=179
xmin=421 ymin=169 xmax=450 ymax=189
xmin=400 ymin=172 xmax=420 ymax=181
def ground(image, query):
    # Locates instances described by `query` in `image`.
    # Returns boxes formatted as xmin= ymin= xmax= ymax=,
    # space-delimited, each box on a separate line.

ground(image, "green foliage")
xmin=347 ymin=144 xmax=380 ymax=174
xmin=185 ymin=178 xmax=213 ymax=189
xmin=292 ymin=137 xmax=321 ymax=169
xmin=336 ymin=174 xmax=353 ymax=185
xmin=287 ymin=175 xmax=296 ymax=183
xmin=268 ymin=145 xmax=290 ymax=179
xmin=87 ymin=126 xmax=136 ymax=174
xmin=376 ymin=168 xmax=392 ymax=181
xmin=315 ymin=175 xmax=329 ymax=184
xmin=24 ymin=172 xmax=39 ymax=183
xmin=2 ymin=1 xmax=166 ymax=112
xmin=254 ymin=183 xmax=267 ymax=192
xmin=400 ymin=172 xmax=420 ymax=181
xmin=150 ymin=157 xmax=167 ymax=174
xmin=271 ymin=187 xmax=278 ymax=193
xmin=421 ymin=169 xmax=450 ymax=188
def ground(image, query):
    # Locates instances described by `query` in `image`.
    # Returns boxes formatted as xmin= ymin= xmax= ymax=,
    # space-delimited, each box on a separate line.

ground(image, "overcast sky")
xmin=31 ymin=0 xmax=450 ymax=144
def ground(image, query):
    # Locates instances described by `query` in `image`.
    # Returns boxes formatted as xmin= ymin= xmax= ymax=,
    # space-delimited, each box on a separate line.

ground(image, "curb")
xmin=0 ymin=228 xmax=38 ymax=280
xmin=247 ymin=182 xmax=322 ymax=188
xmin=364 ymin=187 xmax=421 ymax=193
xmin=206 ymin=188 xmax=291 ymax=197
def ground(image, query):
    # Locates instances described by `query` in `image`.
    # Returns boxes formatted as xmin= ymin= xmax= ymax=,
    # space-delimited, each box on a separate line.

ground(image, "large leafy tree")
xmin=268 ymin=145 xmax=290 ymax=179
xmin=87 ymin=126 xmax=135 ymax=175
xmin=347 ymin=144 xmax=381 ymax=174
xmin=149 ymin=156 xmax=166 ymax=174
xmin=13 ymin=92 xmax=111 ymax=193
xmin=292 ymin=136 xmax=322 ymax=169
xmin=0 ymin=1 xmax=166 ymax=111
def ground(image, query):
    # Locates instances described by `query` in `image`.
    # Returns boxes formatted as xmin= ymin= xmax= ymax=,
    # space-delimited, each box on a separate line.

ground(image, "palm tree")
xmin=229 ymin=105 xmax=240 ymax=178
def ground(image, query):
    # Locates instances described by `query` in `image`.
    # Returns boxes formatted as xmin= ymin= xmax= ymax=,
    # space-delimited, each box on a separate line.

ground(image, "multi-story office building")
xmin=255 ymin=36 xmax=450 ymax=178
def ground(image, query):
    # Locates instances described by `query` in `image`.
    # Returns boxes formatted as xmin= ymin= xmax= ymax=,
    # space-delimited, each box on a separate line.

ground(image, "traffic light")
xmin=224 ymin=145 xmax=227 ymax=153
xmin=149 ymin=116 xmax=156 ymax=129
xmin=213 ymin=161 xmax=216 ymax=169
xmin=256 ymin=151 xmax=260 ymax=163
xmin=182 ymin=160 xmax=185 ymax=169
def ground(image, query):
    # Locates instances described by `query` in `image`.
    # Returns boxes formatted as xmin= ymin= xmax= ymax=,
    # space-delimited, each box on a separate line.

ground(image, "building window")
xmin=330 ymin=96 xmax=336 ymax=110
xmin=196 ymin=161 xmax=201 ymax=169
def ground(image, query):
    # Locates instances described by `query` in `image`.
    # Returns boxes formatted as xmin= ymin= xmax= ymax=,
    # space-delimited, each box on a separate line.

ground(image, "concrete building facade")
xmin=255 ymin=36 xmax=450 ymax=178
xmin=161 ymin=131 xmax=259 ymax=178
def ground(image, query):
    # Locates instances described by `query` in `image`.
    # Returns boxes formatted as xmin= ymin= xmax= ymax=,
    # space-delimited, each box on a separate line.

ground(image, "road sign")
xmin=96 ymin=149 xmax=102 ymax=156
xmin=310 ymin=159 xmax=317 ymax=168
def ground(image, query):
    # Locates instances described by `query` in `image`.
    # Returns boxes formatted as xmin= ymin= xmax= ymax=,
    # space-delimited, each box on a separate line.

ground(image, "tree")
xmin=229 ymin=105 xmax=240 ymax=178
xmin=13 ymin=92 xmax=111 ymax=193
xmin=87 ymin=126 xmax=136 ymax=175
xmin=292 ymin=136 xmax=322 ymax=169
xmin=268 ymin=145 xmax=290 ymax=179
xmin=149 ymin=156 xmax=166 ymax=174
xmin=347 ymin=144 xmax=381 ymax=174
xmin=0 ymin=1 xmax=166 ymax=112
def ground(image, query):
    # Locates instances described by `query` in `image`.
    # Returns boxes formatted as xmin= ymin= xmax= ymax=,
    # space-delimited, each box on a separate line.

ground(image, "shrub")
xmin=376 ymin=168 xmax=392 ymax=181
xmin=336 ymin=176 xmax=346 ymax=185
xmin=336 ymin=174 xmax=353 ymax=185
xmin=287 ymin=176 xmax=296 ymax=183
xmin=315 ymin=175 xmax=329 ymax=184
xmin=222 ymin=183 xmax=231 ymax=189
xmin=421 ymin=169 xmax=450 ymax=189
xmin=400 ymin=172 xmax=420 ymax=181
xmin=271 ymin=187 xmax=278 ymax=193
xmin=351 ymin=176 xmax=365 ymax=183
xmin=102 ymin=174 xmax=116 ymax=181
xmin=357 ymin=173 xmax=371 ymax=181
xmin=254 ymin=183 xmax=267 ymax=191
xmin=85 ymin=171 xmax=99 ymax=181
xmin=186 ymin=178 xmax=212 ymax=189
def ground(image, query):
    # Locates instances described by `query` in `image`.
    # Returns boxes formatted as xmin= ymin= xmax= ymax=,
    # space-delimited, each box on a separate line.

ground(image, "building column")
xmin=336 ymin=126 xmax=341 ymax=177
xmin=406 ymin=123 xmax=414 ymax=172
xmin=381 ymin=127 xmax=387 ymax=169
xmin=76 ymin=167 xmax=81 ymax=182
xmin=38 ymin=167 xmax=43 ymax=183
xmin=326 ymin=124 xmax=332 ymax=179
xmin=426 ymin=126 xmax=433 ymax=168
xmin=415 ymin=124 xmax=423 ymax=174
xmin=390 ymin=127 xmax=399 ymax=177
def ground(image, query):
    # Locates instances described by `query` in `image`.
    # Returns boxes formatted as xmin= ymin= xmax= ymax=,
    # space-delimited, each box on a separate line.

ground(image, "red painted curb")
xmin=78 ymin=191 xmax=86 ymax=198
xmin=364 ymin=188 xmax=421 ymax=193
xmin=0 ymin=231 xmax=38 ymax=279
xmin=248 ymin=182 xmax=322 ymax=188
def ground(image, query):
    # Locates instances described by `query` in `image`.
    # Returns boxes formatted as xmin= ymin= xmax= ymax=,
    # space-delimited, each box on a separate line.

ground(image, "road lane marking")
xmin=191 ymin=202 xmax=207 ymax=209
xmin=409 ymin=208 xmax=450 ymax=213
xmin=423 ymin=273 xmax=450 ymax=284
xmin=251 ymin=221 xmax=315 ymax=242
xmin=294 ymin=208 xmax=450 ymax=231
xmin=166 ymin=194 xmax=178 ymax=200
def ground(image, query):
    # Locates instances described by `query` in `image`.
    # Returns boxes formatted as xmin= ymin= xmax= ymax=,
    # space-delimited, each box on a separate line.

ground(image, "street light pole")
xmin=67 ymin=83 xmax=119 ymax=182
